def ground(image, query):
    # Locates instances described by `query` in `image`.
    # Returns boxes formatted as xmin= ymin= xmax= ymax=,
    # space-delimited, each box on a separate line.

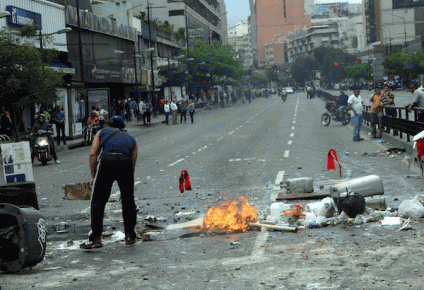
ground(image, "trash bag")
xmin=336 ymin=190 xmax=366 ymax=218
xmin=398 ymin=199 xmax=424 ymax=219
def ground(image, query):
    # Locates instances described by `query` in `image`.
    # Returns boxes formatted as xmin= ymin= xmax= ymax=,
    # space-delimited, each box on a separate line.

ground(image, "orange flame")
xmin=200 ymin=197 xmax=258 ymax=232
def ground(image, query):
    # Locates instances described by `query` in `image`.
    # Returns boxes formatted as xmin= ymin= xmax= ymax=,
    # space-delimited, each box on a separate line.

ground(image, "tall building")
xmin=228 ymin=20 xmax=249 ymax=67
xmin=249 ymin=0 xmax=258 ymax=68
xmin=128 ymin=0 xmax=227 ymax=49
xmin=255 ymin=0 xmax=311 ymax=67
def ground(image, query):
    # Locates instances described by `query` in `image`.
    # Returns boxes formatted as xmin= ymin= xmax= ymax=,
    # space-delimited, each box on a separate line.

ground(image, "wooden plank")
xmin=276 ymin=191 xmax=330 ymax=201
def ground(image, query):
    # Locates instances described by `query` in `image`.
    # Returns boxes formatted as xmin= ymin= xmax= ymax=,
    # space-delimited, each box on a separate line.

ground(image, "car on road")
xmin=284 ymin=87 xmax=294 ymax=94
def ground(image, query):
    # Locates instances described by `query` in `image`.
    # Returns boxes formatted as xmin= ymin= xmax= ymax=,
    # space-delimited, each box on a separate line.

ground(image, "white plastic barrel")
xmin=330 ymin=175 xmax=384 ymax=199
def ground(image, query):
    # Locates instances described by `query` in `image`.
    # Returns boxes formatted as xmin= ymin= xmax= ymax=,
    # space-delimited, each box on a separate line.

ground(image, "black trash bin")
xmin=0 ymin=182 xmax=38 ymax=210
xmin=0 ymin=203 xmax=46 ymax=272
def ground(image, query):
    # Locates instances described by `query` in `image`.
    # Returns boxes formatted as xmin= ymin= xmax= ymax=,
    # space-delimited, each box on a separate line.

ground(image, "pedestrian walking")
xmin=130 ymin=99 xmax=137 ymax=120
xmin=145 ymin=99 xmax=152 ymax=124
xmin=52 ymin=105 xmax=66 ymax=145
xmin=139 ymin=99 xmax=146 ymax=124
xmin=80 ymin=116 xmax=138 ymax=249
xmin=348 ymin=88 xmax=364 ymax=142
xmin=163 ymin=100 xmax=170 ymax=125
xmin=188 ymin=99 xmax=195 ymax=123
xmin=124 ymin=99 xmax=131 ymax=122
xmin=370 ymin=86 xmax=383 ymax=139
xmin=170 ymin=99 xmax=178 ymax=125
xmin=180 ymin=100 xmax=188 ymax=123
xmin=97 ymin=105 xmax=108 ymax=129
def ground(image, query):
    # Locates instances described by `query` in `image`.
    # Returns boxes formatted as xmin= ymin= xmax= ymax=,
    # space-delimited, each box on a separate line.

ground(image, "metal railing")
xmin=317 ymin=91 xmax=424 ymax=142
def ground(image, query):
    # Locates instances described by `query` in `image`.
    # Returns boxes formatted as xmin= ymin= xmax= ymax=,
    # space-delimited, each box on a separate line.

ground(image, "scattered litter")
xmin=336 ymin=190 xmax=365 ymax=218
xmin=110 ymin=231 xmax=125 ymax=243
xmin=230 ymin=241 xmax=240 ymax=246
xmin=381 ymin=217 xmax=402 ymax=226
xmin=399 ymin=218 xmax=413 ymax=231
xmin=330 ymin=175 xmax=384 ymax=199
xmin=398 ymin=199 xmax=424 ymax=218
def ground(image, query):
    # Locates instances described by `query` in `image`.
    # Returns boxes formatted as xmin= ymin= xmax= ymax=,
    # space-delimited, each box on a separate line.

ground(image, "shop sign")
xmin=66 ymin=6 xmax=137 ymax=42
xmin=6 ymin=6 xmax=42 ymax=30
xmin=88 ymin=64 xmax=122 ymax=83
xmin=393 ymin=0 xmax=424 ymax=9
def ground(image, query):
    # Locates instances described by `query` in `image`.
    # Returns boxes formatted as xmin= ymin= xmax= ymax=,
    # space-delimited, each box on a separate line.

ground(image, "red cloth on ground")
xmin=327 ymin=148 xmax=342 ymax=177
xmin=417 ymin=139 xmax=424 ymax=160
xmin=179 ymin=169 xmax=192 ymax=193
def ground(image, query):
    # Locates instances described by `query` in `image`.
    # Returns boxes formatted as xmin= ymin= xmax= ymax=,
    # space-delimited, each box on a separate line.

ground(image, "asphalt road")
xmin=3 ymin=93 xmax=424 ymax=289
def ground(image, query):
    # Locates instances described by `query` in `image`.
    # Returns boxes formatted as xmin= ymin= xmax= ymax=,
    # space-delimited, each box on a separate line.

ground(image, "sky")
xmin=225 ymin=0 xmax=363 ymax=29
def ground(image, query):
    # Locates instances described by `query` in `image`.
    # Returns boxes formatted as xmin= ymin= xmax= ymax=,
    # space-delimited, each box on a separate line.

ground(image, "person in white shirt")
xmin=96 ymin=106 xmax=108 ymax=129
xmin=347 ymin=88 xmax=364 ymax=142
xmin=138 ymin=100 xmax=146 ymax=124
xmin=163 ymin=100 xmax=170 ymax=125
xmin=170 ymin=99 xmax=178 ymax=125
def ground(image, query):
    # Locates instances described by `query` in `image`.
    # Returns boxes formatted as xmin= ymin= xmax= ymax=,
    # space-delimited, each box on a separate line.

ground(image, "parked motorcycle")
xmin=84 ymin=123 xmax=100 ymax=146
xmin=321 ymin=102 xmax=351 ymax=126
xmin=33 ymin=130 xmax=52 ymax=165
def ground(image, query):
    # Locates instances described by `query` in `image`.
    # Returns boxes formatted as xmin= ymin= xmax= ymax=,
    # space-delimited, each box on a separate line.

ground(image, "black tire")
xmin=41 ymin=159 xmax=48 ymax=166
xmin=321 ymin=113 xmax=331 ymax=126
xmin=341 ymin=112 xmax=351 ymax=125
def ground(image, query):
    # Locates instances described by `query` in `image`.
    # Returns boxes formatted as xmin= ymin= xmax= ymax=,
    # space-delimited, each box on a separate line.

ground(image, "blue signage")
xmin=393 ymin=0 xmax=424 ymax=9
xmin=6 ymin=6 xmax=42 ymax=30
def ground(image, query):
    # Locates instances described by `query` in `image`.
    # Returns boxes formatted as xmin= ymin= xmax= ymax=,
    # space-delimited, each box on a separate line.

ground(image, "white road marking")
xmin=192 ymin=152 xmax=196 ymax=155
xmin=290 ymin=133 xmax=294 ymax=137
xmin=291 ymin=126 xmax=295 ymax=130
xmin=284 ymin=150 xmax=290 ymax=158
xmin=287 ymin=140 xmax=293 ymax=145
xmin=203 ymin=146 xmax=207 ymax=149
xmin=216 ymin=137 xmax=224 ymax=141
xmin=197 ymin=149 xmax=202 ymax=152
xmin=168 ymin=158 xmax=185 ymax=167
xmin=228 ymin=131 xmax=235 ymax=135
xmin=274 ymin=170 xmax=285 ymax=187
xmin=292 ymin=121 xmax=296 ymax=124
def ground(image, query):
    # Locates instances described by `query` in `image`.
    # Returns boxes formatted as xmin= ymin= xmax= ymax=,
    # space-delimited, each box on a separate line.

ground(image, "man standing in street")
xmin=139 ymin=99 xmax=146 ymax=124
xmin=145 ymin=99 xmax=152 ymax=124
xmin=52 ymin=105 xmax=66 ymax=145
xmin=348 ymin=88 xmax=364 ymax=142
xmin=163 ymin=100 xmax=170 ymax=125
xmin=80 ymin=116 xmax=138 ymax=249
xmin=370 ymin=86 xmax=383 ymax=139
xmin=170 ymin=99 xmax=178 ymax=125
xmin=96 ymin=105 xmax=108 ymax=129
xmin=405 ymin=82 xmax=424 ymax=122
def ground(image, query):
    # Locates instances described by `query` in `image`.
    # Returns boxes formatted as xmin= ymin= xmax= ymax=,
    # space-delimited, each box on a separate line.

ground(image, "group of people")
xmin=163 ymin=99 xmax=196 ymax=125
xmin=337 ymin=82 xmax=424 ymax=142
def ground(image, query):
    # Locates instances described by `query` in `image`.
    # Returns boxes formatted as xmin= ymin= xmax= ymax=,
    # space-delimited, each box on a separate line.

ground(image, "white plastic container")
xmin=330 ymin=175 xmax=384 ymax=199
xmin=285 ymin=177 xmax=314 ymax=194
xmin=270 ymin=202 xmax=292 ymax=219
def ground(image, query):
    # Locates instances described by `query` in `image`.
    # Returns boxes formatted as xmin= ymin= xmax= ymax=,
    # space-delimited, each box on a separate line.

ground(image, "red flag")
xmin=327 ymin=149 xmax=342 ymax=177
xmin=179 ymin=169 xmax=192 ymax=193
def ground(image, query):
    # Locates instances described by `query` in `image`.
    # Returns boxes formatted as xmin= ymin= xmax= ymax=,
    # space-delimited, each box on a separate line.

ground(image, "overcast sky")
xmin=225 ymin=0 xmax=363 ymax=28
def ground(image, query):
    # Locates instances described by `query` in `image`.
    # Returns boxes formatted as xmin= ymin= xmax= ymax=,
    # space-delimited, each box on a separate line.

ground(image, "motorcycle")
xmin=33 ymin=129 xmax=52 ymax=165
xmin=321 ymin=102 xmax=351 ymax=126
xmin=84 ymin=123 xmax=100 ymax=145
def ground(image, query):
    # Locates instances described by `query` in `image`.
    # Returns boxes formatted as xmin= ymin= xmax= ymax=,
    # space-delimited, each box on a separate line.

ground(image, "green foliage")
xmin=382 ymin=50 xmax=424 ymax=80
xmin=290 ymin=56 xmax=316 ymax=84
xmin=157 ymin=62 xmax=189 ymax=86
xmin=247 ymin=73 xmax=267 ymax=87
xmin=277 ymin=75 xmax=294 ymax=86
xmin=174 ymin=28 xmax=186 ymax=47
xmin=344 ymin=64 xmax=373 ymax=81
xmin=0 ymin=28 xmax=63 ymax=134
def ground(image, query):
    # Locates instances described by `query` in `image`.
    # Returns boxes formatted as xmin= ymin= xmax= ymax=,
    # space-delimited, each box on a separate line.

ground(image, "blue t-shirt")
xmin=99 ymin=128 xmax=136 ymax=157
xmin=146 ymin=102 xmax=152 ymax=112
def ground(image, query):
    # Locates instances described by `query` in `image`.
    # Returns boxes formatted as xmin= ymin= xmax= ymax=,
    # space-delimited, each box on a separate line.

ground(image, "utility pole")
xmin=185 ymin=8 xmax=191 ymax=97
xmin=147 ymin=1 xmax=155 ymax=100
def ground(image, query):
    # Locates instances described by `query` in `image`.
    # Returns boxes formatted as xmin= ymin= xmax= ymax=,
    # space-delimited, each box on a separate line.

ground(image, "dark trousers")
xmin=99 ymin=120 xmax=105 ymax=129
xmin=90 ymin=154 xmax=136 ymax=241
xmin=165 ymin=112 xmax=169 ymax=125
xmin=56 ymin=123 xmax=66 ymax=144
xmin=189 ymin=111 xmax=194 ymax=123
xmin=370 ymin=112 xmax=383 ymax=138
xmin=145 ymin=111 xmax=151 ymax=123
xmin=180 ymin=110 xmax=187 ymax=123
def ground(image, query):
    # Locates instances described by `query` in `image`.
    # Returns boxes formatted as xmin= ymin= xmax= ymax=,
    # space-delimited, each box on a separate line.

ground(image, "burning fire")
xmin=200 ymin=197 xmax=258 ymax=232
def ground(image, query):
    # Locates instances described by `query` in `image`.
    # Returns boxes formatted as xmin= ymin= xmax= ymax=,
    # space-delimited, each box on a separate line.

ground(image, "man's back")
xmin=337 ymin=94 xmax=349 ymax=107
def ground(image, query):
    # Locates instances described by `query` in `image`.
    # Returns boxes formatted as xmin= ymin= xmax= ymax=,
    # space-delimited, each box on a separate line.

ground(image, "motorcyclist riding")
xmin=30 ymin=114 xmax=60 ymax=164
xmin=336 ymin=90 xmax=349 ymax=117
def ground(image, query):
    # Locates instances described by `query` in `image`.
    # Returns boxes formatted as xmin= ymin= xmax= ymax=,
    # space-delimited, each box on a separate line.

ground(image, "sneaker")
xmin=54 ymin=159 xmax=61 ymax=164
xmin=80 ymin=237 xmax=102 ymax=249
xmin=353 ymin=138 xmax=361 ymax=142
xmin=125 ymin=233 xmax=137 ymax=245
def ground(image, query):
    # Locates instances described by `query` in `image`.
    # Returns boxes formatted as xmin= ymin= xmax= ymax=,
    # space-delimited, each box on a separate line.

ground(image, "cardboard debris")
xmin=63 ymin=182 xmax=92 ymax=200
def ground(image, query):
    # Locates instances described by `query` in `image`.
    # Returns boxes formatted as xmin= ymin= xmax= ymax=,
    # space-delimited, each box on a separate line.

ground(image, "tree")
xmin=290 ymin=56 xmax=316 ymax=85
xmin=0 ymin=28 xmax=63 ymax=138
xmin=246 ymin=73 xmax=267 ymax=87
xmin=344 ymin=64 xmax=373 ymax=81
xmin=382 ymin=50 xmax=424 ymax=81
xmin=188 ymin=40 xmax=245 ymax=93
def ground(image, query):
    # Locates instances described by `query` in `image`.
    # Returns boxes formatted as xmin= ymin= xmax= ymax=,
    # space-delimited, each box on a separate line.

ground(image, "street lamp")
xmin=0 ymin=11 xmax=11 ymax=19
xmin=39 ymin=27 xmax=72 ymax=49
